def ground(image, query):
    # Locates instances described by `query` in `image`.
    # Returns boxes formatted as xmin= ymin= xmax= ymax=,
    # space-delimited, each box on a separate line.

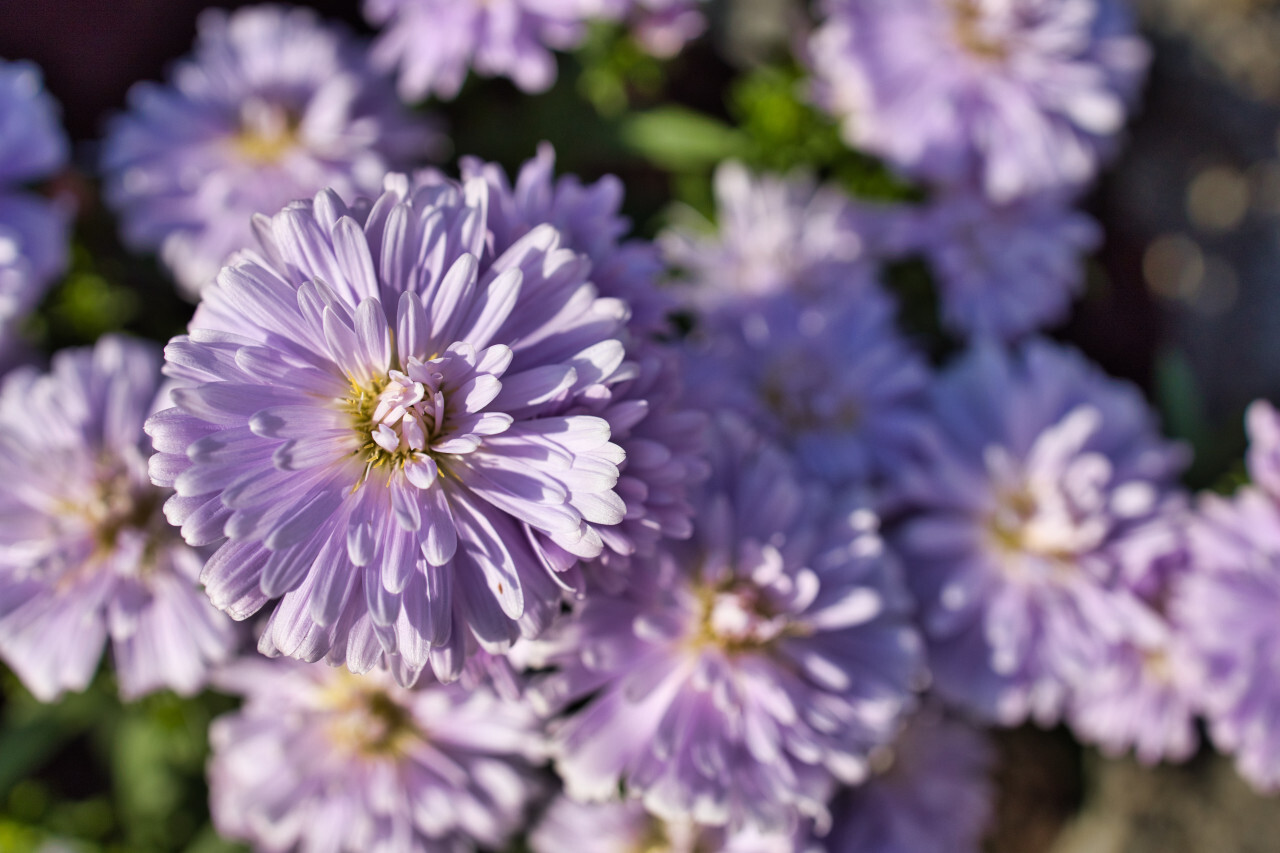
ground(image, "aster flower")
xmin=682 ymin=290 xmax=930 ymax=488
xmin=146 ymin=167 xmax=677 ymax=683
xmin=894 ymin=340 xmax=1187 ymax=725
xmin=1173 ymin=401 xmax=1280 ymax=790
xmin=662 ymin=162 xmax=887 ymax=316
xmin=451 ymin=143 xmax=672 ymax=335
xmin=209 ymin=658 xmax=545 ymax=852
xmin=901 ymin=188 xmax=1101 ymax=341
xmin=0 ymin=336 xmax=237 ymax=701
xmin=823 ymin=708 xmax=994 ymax=853
xmin=530 ymin=795 xmax=812 ymax=853
xmin=527 ymin=416 xmax=923 ymax=832
xmin=809 ymin=0 xmax=1150 ymax=201
xmin=0 ymin=58 xmax=70 ymax=335
xmin=102 ymin=5 xmax=439 ymax=297
xmin=366 ymin=0 xmax=625 ymax=100
xmin=630 ymin=0 xmax=707 ymax=58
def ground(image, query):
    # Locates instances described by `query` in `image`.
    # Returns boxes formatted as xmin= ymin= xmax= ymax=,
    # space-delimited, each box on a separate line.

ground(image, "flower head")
xmin=823 ymin=708 xmax=994 ymax=853
xmin=0 ymin=336 xmax=237 ymax=701
xmin=209 ymin=658 xmax=545 ymax=852
xmin=528 ymin=416 xmax=923 ymax=832
xmin=894 ymin=340 xmax=1187 ymax=725
xmin=365 ymin=0 xmax=622 ymax=100
xmin=0 ymin=58 xmax=69 ymax=336
xmin=102 ymin=5 xmax=439 ymax=297
xmin=809 ymin=0 xmax=1149 ymax=200
xmin=146 ymin=165 xmax=691 ymax=682
xmin=901 ymin=188 xmax=1101 ymax=340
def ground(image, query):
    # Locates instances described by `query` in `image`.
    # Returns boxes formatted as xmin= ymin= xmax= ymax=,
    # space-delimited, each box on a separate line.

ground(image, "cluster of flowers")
xmin=2 ymin=1 xmax=1278 ymax=851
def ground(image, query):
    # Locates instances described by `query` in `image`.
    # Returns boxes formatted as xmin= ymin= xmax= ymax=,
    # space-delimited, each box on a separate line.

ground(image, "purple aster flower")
xmin=102 ymin=5 xmax=439 ymax=297
xmin=146 ymin=169 xmax=662 ymax=683
xmin=1171 ymin=401 xmax=1280 ymax=790
xmin=809 ymin=0 xmax=1150 ymax=201
xmin=894 ymin=339 xmax=1187 ymax=726
xmin=209 ymin=658 xmax=545 ymax=852
xmin=823 ymin=707 xmax=994 ymax=853
xmin=662 ymin=162 xmax=889 ymax=316
xmin=451 ymin=143 xmax=672 ymax=335
xmin=900 ymin=188 xmax=1101 ymax=340
xmin=0 ymin=58 xmax=70 ymax=333
xmin=527 ymin=416 xmax=923 ymax=833
xmin=530 ymin=795 xmax=812 ymax=853
xmin=365 ymin=0 xmax=626 ymax=100
xmin=628 ymin=1 xmax=707 ymax=58
xmin=682 ymin=290 xmax=930 ymax=488
xmin=0 ymin=336 xmax=237 ymax=701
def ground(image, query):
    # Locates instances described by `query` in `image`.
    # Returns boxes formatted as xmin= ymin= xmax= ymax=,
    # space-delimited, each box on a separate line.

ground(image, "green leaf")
xmin=618 ymin=106 xmax=748 ymax=171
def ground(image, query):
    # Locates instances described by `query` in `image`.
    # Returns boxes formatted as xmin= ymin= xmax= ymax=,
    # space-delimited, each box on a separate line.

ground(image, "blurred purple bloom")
xmin=366 ymin=0 xmax=622 ymax=100
xmin=662 ymin=163 xmax=888 ymax=315
xmin=209 ymin=658 xmax=545 ymax=852
xmin=530 ymin=795 xmax=812 ymax=853
xmin=630 ymin=0 xmax=707 ymax=57
xmin=682 ymin=290 xmax=930 ymax=487
xmin=453 ymin=143 xmax=673 ymax=335
xmin=0 ymin=337 xmax=237 ymax=701
xmin=824 ymin=708 xmax=994 ymax=853
xmin=102 ymin=5 xmax=438 ymax=297
xmin=809 ymin=0 xmax=1149 ymax=201
xmin=901 ymin=189 xmax=1101 ymax=340
xmin=894 ymin=340 xmax=1187 ymax=725
xmin=1174 ymin=401 xmax=1280 ymax=790
xmin=0 ymin=58 xmax=70 ymax=334
xmin=146 ymin=168 xmax=677 ymax=683
xmin=528 ymin=416 xmax=923 ymax=832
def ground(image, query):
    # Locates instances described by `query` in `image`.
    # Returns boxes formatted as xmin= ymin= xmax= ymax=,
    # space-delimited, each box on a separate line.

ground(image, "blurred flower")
xmin=809 ymin=0 xmax=1149 ymax=201
xmin=901 ymin=188 xmax=1101 ymax=341
xmin=451 ymin=143 xmax=673 ymax=335
xmin=147 ymin=167 xmax=691 ymax=683
xmin=894 ymin=340 xmax=1187 ymax=725
xmin=682 ymin=290 xmax=930 ymax=488
xmin=530 ymin=795 xmax=812 ymax=853
xmin=527 ymin=416 xmax=923 ymax=833
xmin=209 ymin=658 xmax=545 ymax=852
xmin=0 ymin=58 xmax=70 ymax=338
xmin=823 ymin=707 xmax=994 ymax=853
xmin=102 ymin=5 xmax=439 ymax=297
xmin=1174 ymin=401 xmax=1280 ymax=790
xmin=662 ymin=162 xmax=887 ymax=316
xmin=365 ymin=0 xmax=620 ymax=100
xmin=0 ymin=336 xmax=237 ymax=701
xmin=630 ymin=0 xmax=707 ymax=57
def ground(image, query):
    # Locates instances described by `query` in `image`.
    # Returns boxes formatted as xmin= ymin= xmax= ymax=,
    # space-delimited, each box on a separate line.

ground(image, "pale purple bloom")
xmin=146 ymin=168 xmax=673 ymax=684
xmin=630 ymin=0 xmax=707 ymax=57
xmin=209 ymin=658 xmax=545 ymax=852
xmin=102 ymin=5 xmax=438 ymax=297
xmin=527 ymin=416 xmax=923 ymax=833
xmin=366 ymin=0 xmax=624 ymax=100
xmin=452 ymin=143 xmax=673 ymax=335
xmin=809 ymin=0 xmax=1150 ymax=201
xmin=530 ymin=795 xmax=812 ymax=853
xmin=0 ymin=58 xmax=70 ymax=333
xmin=823 ymin=708 xmax=994 ymax=853
xmin=894 ymin=340 xmax=1187 ymax=725
xmin=901 ymin=188 xmax=1101 ymax=340
xmin=0 ymin=337 xmax=237 ymax=701
xmin=662 ymin=162 xmax=887 ymax=316
xmin=1173 ymin=401 xmax=1280 ymax=791
xmin=682 ymin=290 xmax=930 ymax=488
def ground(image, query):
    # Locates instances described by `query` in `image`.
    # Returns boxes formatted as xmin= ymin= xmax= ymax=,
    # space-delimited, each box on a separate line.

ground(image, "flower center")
xmin=324 ymin=677 xmax=421 ymax=758
xmin=759 ymin=356 xmax=859 ymax=433
xmin=231 ymin=98 xmax=300 ymax=165
xmin=346 ymin=362 xmax=447 ymax=488
xmin=950 ymin=0 xmax=1008 ymax=61
xmin=689 ymin=582 xmax=788 ymax=654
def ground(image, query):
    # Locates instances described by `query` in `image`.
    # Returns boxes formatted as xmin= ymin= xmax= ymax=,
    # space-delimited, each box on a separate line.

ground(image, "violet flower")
xmin=102 ymin=5 xmax=439 ymax=297
xmin=0 ymin=336 xmax=237 ymax=701
xmin=809 ymin=0 xmax=1149 ymax=201
xmin=527 ymin=415 xmax=923 ymax=832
